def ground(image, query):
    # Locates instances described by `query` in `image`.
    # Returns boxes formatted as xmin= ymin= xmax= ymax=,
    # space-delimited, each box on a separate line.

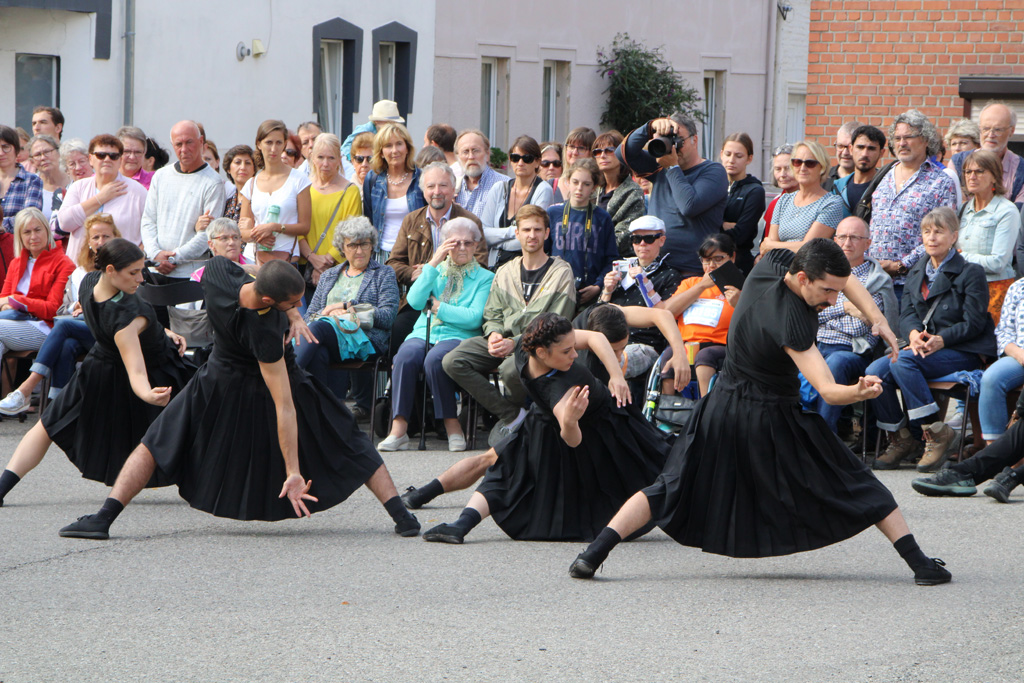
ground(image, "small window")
xmin=786 ymin=92 xmax=806 ymax=144
xmin=318 ymin=41 xmax=344 ymax=135
xmin=378 ymin=42 xmax=396 ymax=102
xmin=16 ymin=54 xmax=59 ymax=132
xmin=481 ymin=58 xmax=497 ymax=142
xmin=541 ymin=60 xmax=569 ymax=142
xmin=702 ymin=74 xmax=717 ymax=160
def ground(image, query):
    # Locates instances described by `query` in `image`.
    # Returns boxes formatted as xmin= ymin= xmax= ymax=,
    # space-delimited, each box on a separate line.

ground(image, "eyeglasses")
xmin=352 ymin=154 xmax=371 ymax=164
xmin=30 ymin=148 xmax=57 ymax=159
xmin=459 ymin=148 xmax=486 ymax=157
xmin=509 ymin=153 xmax=536 ymax=164
xmin=592 ymin=147 xmax=616 ymax=156
xmin=980 ymin=126 xmax=1010 ymax=136
xmin=540 ymin=159 xmax=562 ymax=168
xmin=892 ymin=134 xmax=922 ymax=144
xmin=92 ymin=151 xmax=122 ymax=161
xmin=790 ymin=158 xmax=821 ymax=169
xmin=284 ymin=149 xmax=300 ymax=158
xmin=345 ymin=241 xmax=373 ymax=251
xmin=567 ymin=144 xmax=589 ymax=153
xmin=834 ymin=142 xmax=851 ymax=149
xmin=835 ymin=234 xmax=868 ymax=243
xmin=699 ymin=255 xmax=730 ymax=266
xmin=0 ymin=143 xmax=13 ymax=154
xmin=450 ymin=240 xmax=476 ymax=249
xmin=122 ymin=149 xmax=144 ymax=158
xmin=212 ymin=235 xmax=242 ymax=243
xmin=963 ymin=168 xmax=989 ymax=177
xmin=630 ymin=234 xmax=662 ymax=245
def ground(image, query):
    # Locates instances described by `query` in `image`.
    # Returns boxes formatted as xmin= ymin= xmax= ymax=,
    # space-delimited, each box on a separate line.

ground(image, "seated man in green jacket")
xmin=442 ymin=204 xmax=576 ymax=445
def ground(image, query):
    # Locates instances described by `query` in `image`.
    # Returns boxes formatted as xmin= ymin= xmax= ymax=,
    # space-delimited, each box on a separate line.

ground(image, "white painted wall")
xmin=769 ymin=0 xmax=811 ymax=177
xmin=434 ymin=0 xmax=772 ymax=159
xmin=0 ymin=2 xmax=436 ymax=156
xmin=0 ymin=7 xmax=124 ymax=141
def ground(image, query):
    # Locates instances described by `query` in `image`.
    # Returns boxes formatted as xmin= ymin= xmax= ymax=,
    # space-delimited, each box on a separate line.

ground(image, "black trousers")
xmin=951 ymin=420 xmax=1024 ymax=483
xmin=389 ymin=306 xmax=420 ymax=358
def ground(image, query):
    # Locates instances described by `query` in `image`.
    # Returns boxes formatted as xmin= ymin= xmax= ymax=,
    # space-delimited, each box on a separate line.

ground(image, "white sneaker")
xmin=448 ymin=434 xmax=467 ymax=452
xmin=946 ymin=412 xmax=963 ymax=431
xmin=378 ymin=433 xmax=410 ymax=451
xmin=0 ymin=390 xmax=28 ymax=416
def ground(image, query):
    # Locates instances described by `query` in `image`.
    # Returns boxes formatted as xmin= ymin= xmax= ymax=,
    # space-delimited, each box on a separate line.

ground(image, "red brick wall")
xmin=806 ymin=0 xmax=1024 ymax=142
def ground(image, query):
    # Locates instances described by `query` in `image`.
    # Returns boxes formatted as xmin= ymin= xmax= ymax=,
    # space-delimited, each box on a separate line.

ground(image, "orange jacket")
xmin=0 ymin=246 xmax=76 ymax=326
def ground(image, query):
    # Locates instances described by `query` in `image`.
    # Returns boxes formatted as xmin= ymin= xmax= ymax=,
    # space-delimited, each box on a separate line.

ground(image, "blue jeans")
xmin=294 ymin=318 xmax=377 ymax=410
xmin=866 ymin=347 xmax=982 ymax=431
xmin=800 ymin=342 xmax=870 ymax=433
xmin=978 ymin=356 xmax=1024 ymax=440
xmin=30 ymin=317 xmax=95 ymax=398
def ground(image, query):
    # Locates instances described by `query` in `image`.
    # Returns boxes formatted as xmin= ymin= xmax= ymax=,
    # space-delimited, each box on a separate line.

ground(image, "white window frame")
xmin=15 ymin=53 xmax=59 ymax=132
xmin=480 ymin=57 xmax=498 ymax=143
xmin=378 ymin=41 xmax=396 ymax=102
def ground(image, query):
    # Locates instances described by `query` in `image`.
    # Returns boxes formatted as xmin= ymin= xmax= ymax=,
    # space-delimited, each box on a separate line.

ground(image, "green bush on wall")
xmin=597 ymin=33 xmax=704 ymax=134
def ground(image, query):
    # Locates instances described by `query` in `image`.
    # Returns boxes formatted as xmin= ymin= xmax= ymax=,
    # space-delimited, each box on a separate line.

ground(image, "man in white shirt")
xmin=141 ymin=120 xmax=225 ymax=281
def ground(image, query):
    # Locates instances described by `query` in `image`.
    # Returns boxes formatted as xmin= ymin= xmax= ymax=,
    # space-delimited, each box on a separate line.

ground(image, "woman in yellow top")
xmin=300 ymin=133 xmax=362 ymax=301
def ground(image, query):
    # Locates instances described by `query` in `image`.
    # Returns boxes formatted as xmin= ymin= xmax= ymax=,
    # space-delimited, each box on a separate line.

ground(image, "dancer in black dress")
xmin=401 ymin=304 xmax=689 ymax=511
xmin=421 ymin=311 xmax=676 ymax=544
xmin=58 ymin=257 xmax=420 ymax=539
xmin=0 ymin=239 xmax=191 ymax=504
xmin=569 ymin=239 xmax=952 ymax=586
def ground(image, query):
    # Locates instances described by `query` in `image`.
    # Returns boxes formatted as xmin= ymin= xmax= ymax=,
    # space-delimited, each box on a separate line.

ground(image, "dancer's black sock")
xmin=579 ymin=527 xmax=622 ymax=566
xmin=0 ymin=469 xmax=21 ymax=502
xmin=95 ymin=498 xmax=125 ymax=524
xmin=450 ymin=507 xmax=482 ymax=533
xmin=383 ymin=496 xmax=412 ymax=523
xmin=893 ymin=534 xmax=930 ymax=570
xmin=410 ymin=479 xmax=444 ymax=507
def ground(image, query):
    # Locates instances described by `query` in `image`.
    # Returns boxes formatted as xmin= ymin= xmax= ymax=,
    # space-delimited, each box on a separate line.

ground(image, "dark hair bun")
xmin=521 ymin=312 xmax=574 ymax=354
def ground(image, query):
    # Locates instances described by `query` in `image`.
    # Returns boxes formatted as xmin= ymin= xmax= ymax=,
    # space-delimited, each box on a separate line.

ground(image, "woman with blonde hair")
xmin=362 ymin=123 xmax=424 ymax=258
xmin=760 ymin=140 xmax=845 ymax=254
xmin=300 ymin=133 xmax=362 ymax=299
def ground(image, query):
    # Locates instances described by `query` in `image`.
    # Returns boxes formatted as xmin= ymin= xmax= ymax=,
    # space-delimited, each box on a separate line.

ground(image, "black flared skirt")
xmin=644 ymin=372 xmax=898 ymax=558
xmin=44 ymin=346 xmax=192 ymax=487
xmin=478 ymin=405 xmax=672 ymax=542
xmin=143 ymin=351 xmax=383 ymax=521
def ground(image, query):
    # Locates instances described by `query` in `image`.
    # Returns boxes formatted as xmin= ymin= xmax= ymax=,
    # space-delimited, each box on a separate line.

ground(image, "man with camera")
xmin=621 ymin=114 xmax=728 ymax=277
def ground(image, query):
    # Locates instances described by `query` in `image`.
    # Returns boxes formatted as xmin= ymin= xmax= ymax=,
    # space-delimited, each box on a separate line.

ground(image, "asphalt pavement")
xmin=0 ymin=416 xmax=1020 ymax=682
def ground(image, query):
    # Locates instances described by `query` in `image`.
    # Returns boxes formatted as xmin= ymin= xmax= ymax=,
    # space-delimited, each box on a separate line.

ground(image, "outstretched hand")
xmin=872 ymin=319 xmax=900 ymax=361
xmin=144 ymin=386 xmax=172 ymax=407
xmin=279 ymin=474 xmax=318 ymax=518
xmin=663 ymin=350 xmax=691 ymax=393
xmin=855 ymin=375 xmax=883 ymax=401
xmin=563 ymin=385 xmax=590 ymax=423
xmin=286 ymin=311 xmax=317 ymax=346
xmin=608 ymin=376 xmax=631 ymax=407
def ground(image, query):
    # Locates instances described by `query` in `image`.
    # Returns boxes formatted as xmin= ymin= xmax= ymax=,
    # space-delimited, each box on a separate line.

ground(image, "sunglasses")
xmin=509 ymin=153 xmax=536 ymax=164
xmin=791 ymin=158 xmax=821 ymax=169
xmin=352 ymin=155 xmax=371 ymax=164
xmin=92 ymin=151 xmax=122 ymax=161
xmin=592 ymin=147 xmax=616 ymax=156
xmin=284 ymin=149 xmax=300 ymax=158
xmin=630 ymin=234 xmax=662 ymax=245
xmin=540 ymin=159 xmax=562 ymax=168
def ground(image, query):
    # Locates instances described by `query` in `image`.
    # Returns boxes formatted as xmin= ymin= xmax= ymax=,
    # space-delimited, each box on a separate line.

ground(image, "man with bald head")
xmin=952 ymin=102 xmax=1024 ymax=205
xmin=140 ymin=120 xmax=225 ymax=280
xmin=802 ymin=215 xmax=898 ymax=433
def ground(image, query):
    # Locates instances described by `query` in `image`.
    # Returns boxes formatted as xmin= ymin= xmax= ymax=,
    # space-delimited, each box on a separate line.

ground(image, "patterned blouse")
xmin=867 ymin=160 xmax=958 ymax=284
xmin=772 ymin=192 xmax=845 ymax=242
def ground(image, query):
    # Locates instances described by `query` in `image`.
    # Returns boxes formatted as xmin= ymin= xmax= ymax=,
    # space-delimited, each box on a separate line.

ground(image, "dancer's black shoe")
xmin=569 ymin=554 xmax=598 ymax=579
xmin=59 ymin=514 xmax=111 ymax=540
xmin=394 ymin=513 xmax=421 ymax=537
xmin=914 ymin=558 xmax=951 ymax=586
xmin=423 ymin=523 xmax=466 ymax=544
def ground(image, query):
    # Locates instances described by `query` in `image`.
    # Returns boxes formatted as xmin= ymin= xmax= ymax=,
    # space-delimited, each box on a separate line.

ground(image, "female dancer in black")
xmin=0 ymin=239 xmax=191 ymax=504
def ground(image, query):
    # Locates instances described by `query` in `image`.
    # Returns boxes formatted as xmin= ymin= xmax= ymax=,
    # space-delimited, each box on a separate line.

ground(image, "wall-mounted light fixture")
xmin=236 ymin=42 xmax=251 ymax=61
xmin=778 ymin=2 xmax=793 ymax=20
xmin=252 ymin=39 xmax=267 ymax=57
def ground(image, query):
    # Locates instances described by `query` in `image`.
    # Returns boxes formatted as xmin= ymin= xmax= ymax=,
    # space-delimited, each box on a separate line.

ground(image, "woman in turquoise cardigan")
xmin=379 ymin=217 xmax=495 ymax=452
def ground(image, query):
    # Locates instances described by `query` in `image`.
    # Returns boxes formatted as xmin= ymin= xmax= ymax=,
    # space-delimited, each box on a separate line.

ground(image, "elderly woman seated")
xmin=190 ymin=217 xmax=250 ymax=283
xmin=296 ymin=216 xmax=399 ymax=415
xmin=868 ymin=207 xmax=997 ymax=474
xmin=379 ymin=217 xmax=494 ymax=452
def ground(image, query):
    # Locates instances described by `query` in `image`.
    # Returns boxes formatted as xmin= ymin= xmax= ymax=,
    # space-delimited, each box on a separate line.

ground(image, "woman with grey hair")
xmin=189 ymin=217 xmax=250 ymax=283
xmin=59 ymin=138 xmax=93 ymax=183
xmin=115 ymin=125 xmax=153 ymax=189
xmin=379 ymin=217 xmax=494 ymax=451
xmin=28 ymin=134 xmax=69 ymax=223
xmin=296 ymin=216 xmax=399 ymax=417
xmin=944 ymin=119 xmax=981 ymax=158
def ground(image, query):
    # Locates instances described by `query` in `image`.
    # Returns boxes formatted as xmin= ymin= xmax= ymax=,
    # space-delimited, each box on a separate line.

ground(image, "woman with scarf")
xmin=379 ymin=217 xmax=494 ymax=453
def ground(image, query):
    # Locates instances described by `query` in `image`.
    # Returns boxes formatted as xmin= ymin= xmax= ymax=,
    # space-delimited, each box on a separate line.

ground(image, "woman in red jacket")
xmin=0 ymin=208 xmax=75 ymax=360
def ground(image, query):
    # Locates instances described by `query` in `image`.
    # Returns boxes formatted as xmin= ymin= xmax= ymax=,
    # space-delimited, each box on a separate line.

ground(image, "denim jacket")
xmin=362 ymin=167 xmax=425 ymax=236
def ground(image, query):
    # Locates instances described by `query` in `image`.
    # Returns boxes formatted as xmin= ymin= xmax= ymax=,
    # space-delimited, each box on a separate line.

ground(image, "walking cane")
xmin=418 ymin=298 xmax=433 ymax=451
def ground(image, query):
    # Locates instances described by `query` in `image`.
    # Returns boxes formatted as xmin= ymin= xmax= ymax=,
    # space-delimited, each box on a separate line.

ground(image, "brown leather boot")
xmin=917 ymin=422 xmax=956 ymax=473
xmin=874 ymin=427 xmax=916 ymax=470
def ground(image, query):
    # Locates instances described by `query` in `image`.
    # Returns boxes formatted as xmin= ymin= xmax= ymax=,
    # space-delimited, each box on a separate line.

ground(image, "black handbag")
xmin=653 ymin=394 xmax=697 ymax=432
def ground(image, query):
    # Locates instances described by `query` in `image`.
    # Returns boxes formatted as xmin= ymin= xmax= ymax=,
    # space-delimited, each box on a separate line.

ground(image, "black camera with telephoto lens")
xmin=648 ymin=133 xmax=679 ymax=158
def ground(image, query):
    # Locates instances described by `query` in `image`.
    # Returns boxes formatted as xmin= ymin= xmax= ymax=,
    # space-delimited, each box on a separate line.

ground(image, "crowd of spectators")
xmin=3 ymin=97 xmax=1024 ymax=489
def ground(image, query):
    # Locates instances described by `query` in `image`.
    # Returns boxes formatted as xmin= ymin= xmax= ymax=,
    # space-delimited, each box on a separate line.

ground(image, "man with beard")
xmin=386 ymin=162 xmax=488 ymax=353
xmin=833 ymin=125 xmax=886 ymax=215
xmin=454 ymin=129 xmax=509 ymax=217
